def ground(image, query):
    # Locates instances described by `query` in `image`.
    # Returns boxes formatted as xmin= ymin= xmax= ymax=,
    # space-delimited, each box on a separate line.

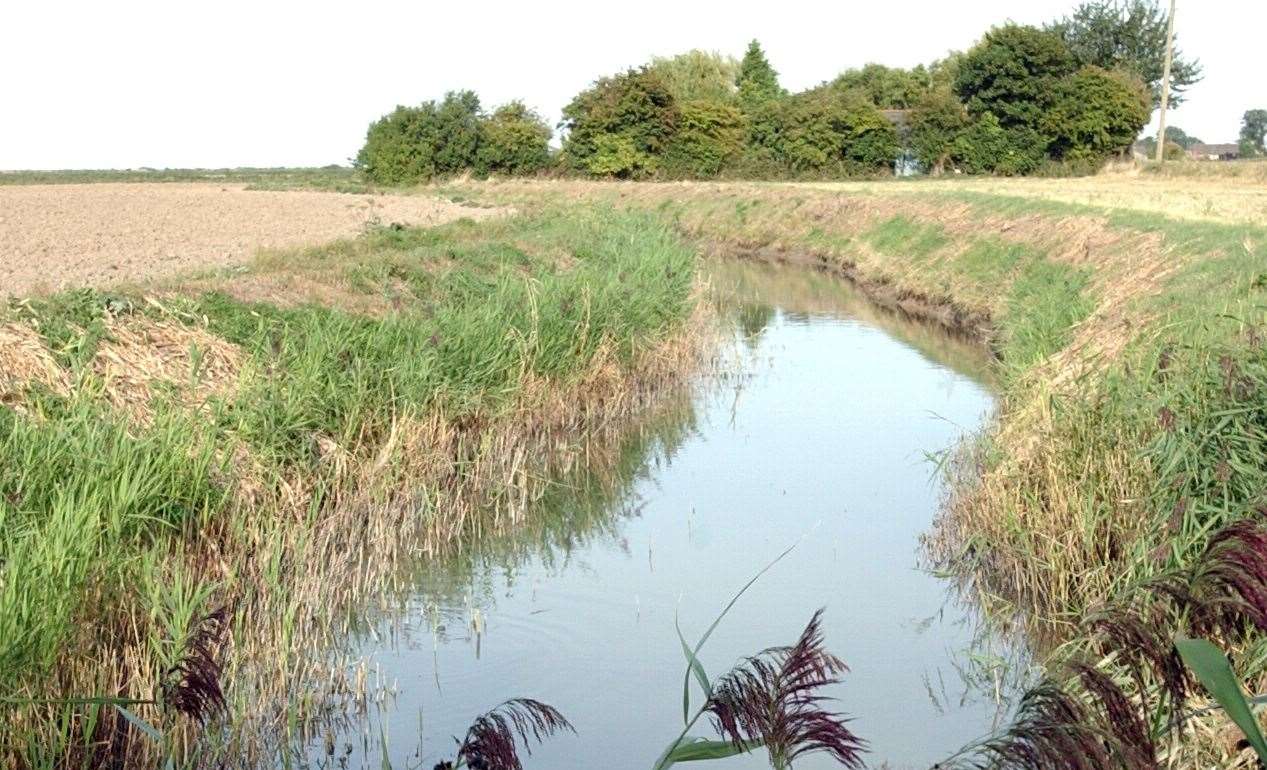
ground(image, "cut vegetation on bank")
xmin=0 ymin=206 xmax=701 ymax=767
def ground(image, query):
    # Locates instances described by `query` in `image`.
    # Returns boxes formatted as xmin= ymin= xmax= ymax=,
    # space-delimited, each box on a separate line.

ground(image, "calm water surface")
xmin=315 ymin=261 xmax=1025 ymax=769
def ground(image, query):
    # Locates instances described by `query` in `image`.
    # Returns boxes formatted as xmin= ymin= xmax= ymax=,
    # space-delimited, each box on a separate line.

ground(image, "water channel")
xmin=309 ymin=259 xmax=1028 ymax=769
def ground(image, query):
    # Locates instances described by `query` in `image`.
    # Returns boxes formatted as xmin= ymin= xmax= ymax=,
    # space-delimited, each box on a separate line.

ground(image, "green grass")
xmin=862 ymin=215 xmax=949 ymax=261
xmin=0 ymin=205 xmax=698 ymax=764
xmin=1001 ymin=259 xmax=1092 ymax=369
xmin=0 ymin=166 xmax=368 ymax=192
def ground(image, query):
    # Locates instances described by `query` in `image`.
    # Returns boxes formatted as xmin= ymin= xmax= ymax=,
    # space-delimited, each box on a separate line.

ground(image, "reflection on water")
xmin=306 ymin=260 xmax=1033 ymax=769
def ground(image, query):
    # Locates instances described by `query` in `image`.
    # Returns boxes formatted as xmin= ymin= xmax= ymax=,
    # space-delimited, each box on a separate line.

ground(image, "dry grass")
xmin=0 ymin=322 xmax=70 ymax=407
xmin=798 ymin=164 xmax=1267 ymax=228
xmin=91 ymin=314 xmax=243 ymax=422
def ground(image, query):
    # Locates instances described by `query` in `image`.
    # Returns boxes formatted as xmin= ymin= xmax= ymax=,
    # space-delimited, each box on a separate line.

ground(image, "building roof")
xmin=1189 ymin=143 xmax=1240 ymax=156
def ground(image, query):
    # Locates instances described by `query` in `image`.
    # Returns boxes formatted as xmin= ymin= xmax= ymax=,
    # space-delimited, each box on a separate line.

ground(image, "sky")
xmin=1 ymin=0 xmax=1261 ymax=169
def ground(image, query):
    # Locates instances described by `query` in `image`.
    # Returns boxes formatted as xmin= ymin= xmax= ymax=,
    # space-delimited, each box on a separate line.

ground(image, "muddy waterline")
xmin=304 ymin=260 xmax=1028 ymax=769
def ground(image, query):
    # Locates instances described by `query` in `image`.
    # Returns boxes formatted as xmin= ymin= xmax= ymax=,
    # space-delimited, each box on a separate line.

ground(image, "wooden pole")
xmin=1154 ymin=0 xmax=1177 ymax=163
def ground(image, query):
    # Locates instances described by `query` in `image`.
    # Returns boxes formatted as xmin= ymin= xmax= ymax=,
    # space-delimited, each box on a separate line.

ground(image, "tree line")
xmin=357 ymin=0 xmax=1204 ymax=183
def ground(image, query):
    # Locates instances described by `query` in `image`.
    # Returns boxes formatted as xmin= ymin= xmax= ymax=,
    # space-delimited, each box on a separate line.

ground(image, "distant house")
xmin=1188 ymin=143 xmax=1240 ymax=161
xmin=880 ymin=110 xmax=920 ymax=176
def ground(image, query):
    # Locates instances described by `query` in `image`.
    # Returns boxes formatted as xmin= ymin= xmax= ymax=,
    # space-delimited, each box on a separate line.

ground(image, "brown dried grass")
xmin=0 ymin=321 xmax=70 ymax=407
xmin=91 ymin=315 xmax=242 ymax=422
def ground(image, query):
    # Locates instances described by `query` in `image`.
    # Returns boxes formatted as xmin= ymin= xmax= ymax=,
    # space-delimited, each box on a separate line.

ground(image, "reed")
xmin=941 ymin=519 xmax=1267 ymax=768
xmin=0 ymin=205 xmax=705 ymax=766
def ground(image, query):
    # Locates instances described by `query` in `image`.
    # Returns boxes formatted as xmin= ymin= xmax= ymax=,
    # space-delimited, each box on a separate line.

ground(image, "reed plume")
xmin=703 ymin=609 xmax=865 ymax=770
xmin=435 ymin=699 xmax=573 ymax=770
xmin=943 ymin=518 xmax=1267 ymax=769
xmin=160 ymin=606 xmax=228 ymax=722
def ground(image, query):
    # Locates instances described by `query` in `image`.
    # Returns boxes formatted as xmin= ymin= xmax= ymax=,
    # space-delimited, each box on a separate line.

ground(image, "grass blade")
xmin=1176 ymin=636 xmax=1267 ymax=764
xmin=676 ymin=609 xmax=711 ymax=725
xmin=676 ymin=543 xmax=797 ymax=725
xmin=664 ymin=736 xmax=764 ymax=764
xmin=115 ymin=705 xmax=162 ymax=743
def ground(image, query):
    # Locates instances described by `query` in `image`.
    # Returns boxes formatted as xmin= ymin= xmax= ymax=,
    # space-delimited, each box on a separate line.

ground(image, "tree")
xmin=736 ymin=40 xmax=784 ymax=113
xmin=355 ymin=91 xmax=484 ymax=185
xmin=648 ymin=50 xmax=739 ymax=105
xmin=925 ymin=52 xmax=967 ymax=93
xmin=954 ymin=24 xmax=1078 ymax=132
xmin=831 ymin=64 xmax=928 ymax=109
xmin=476 ymin=102 xmax=552 ymax=176
xmin=356 ymin=104 xmax=437 ymax=185
xmin=431 ymin=90 xmax=484 ymax=174
xmin=951 ymin=112 xmax=1048 ymax=176
xmin=560 ymin=68 xmax=679 ymax=177
xmin=1050 ymin=0 xmax=1202 ymax=109
xmin=1240 ymin=109 xmax=1267 ymax=158
xmin=1162 ymin=125 xmax=1201 ymax=149
xmin=1139 ymin=125 xmax=1201 ymax=156
xmin=1044 ymin=67 xmax=1150 ymax=162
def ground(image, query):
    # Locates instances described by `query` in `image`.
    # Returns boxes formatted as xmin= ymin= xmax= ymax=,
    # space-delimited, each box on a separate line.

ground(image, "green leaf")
xmin=1176 ymin=636 xmax=1267 ymax=764
xmin=676 ymin=609 xmax=711 ymax=725
xmin=663 ymin=736 xmax=764 ymax=765
xmin=677 ymin=543 xmax=796 ymax=724
xmin=115 ymin=705 xmax=162 ymax=743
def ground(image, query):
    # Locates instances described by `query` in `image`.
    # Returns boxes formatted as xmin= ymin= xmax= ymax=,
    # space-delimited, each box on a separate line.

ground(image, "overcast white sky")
xmin=1 ymin=1 xmax=1260 ymax=169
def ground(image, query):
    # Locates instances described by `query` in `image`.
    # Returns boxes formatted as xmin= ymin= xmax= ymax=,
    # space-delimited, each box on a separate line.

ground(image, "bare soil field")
xmin=0 ymin=183 xmax=500 ymax=296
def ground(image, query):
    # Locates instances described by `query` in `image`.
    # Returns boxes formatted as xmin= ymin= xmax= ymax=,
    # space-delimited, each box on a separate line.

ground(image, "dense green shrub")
xmin=1043 ymin=67 xmax=1150 ymax=162
xmin=356 ymin=91 xmax=484 ymax=184
xmin=775 ymin=90 xmax=899 ymax=172
xmin=560 ymin=68 xmax=679 ymax=178
xmin=584 ymin=133 xmax=658 ymax=177
xmin=908 ymin=91 xmax=971 ymax=173
xmin=476 ymin=102 xmax=553 ymax=175
xmin=954 ymin=24 xmax=1078 ymax=131
xmin=356 ymin=105 xmax=437 ymax=185
xmin=952 ymin=112 xmax=1048 ymax=175
xmin=663 ymin=100 xmax=746 ymax=177
xmin=431 ymin=90 xmax=483 ymax=174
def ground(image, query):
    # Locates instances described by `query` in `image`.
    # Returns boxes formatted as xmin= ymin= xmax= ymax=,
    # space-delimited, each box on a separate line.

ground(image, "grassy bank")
xmin=0 ymin=206 xmax=702 ymax=766
xmin=440 ymin=178 xmax=1267 ymax=763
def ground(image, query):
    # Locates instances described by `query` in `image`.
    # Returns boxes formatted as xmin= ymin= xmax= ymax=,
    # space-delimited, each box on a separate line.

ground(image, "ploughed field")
xmin=0 ymin=182 xmax=499 ymax=296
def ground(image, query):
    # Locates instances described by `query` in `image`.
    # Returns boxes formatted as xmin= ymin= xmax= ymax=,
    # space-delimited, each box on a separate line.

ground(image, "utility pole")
xmin=1154 ymin=0 xmax=1177 ymax=163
